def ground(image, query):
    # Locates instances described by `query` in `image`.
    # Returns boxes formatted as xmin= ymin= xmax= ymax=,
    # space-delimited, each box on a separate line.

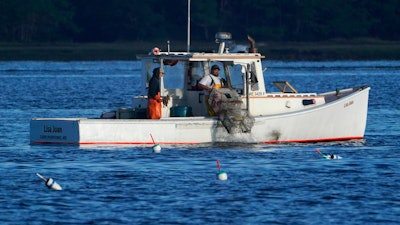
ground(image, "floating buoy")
xmin=36 ymin=173 xmax=62 ymax=190
xmin=217 ymin=170 xmax=228 ymax=181
xmin=150 ymin=133 xmax=161 ymax=153
xmin=316 ymin=149 xmax=342 ymax=160
xmin=152 ymin=144 xmax=161 ymax=153
xmin=216 ymin=159 xmax=228 ymax=181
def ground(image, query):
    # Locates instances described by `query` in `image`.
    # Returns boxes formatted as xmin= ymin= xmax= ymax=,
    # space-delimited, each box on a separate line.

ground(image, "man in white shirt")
xmin=198 ymin=65 xmax=225 ymax=115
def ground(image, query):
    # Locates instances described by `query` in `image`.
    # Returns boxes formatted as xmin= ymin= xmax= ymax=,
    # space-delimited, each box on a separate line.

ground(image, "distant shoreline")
xmin=1 ymin=40 xmax=399 ymax=61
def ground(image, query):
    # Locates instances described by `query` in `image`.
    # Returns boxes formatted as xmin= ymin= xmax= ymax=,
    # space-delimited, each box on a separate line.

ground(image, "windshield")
xmin=142 ymin=58 xmax=259 ymax=93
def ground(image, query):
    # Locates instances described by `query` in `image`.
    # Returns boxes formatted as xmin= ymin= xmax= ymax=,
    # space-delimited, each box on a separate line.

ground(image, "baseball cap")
xmin=211 ymin=65 xmax=220 ymax=70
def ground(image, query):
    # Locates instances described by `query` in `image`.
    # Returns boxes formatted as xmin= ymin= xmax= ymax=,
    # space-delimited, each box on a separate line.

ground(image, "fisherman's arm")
xmin=198 ymin=83 xmax=212 ymax=91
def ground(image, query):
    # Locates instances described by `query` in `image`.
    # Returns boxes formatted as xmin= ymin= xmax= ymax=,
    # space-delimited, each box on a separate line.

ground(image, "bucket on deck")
xmin=117 ymin=108 xmax=135 ymax=119
xmin=134 ymin=108 xmax=147 ymax=119
xmin=100 ymin=111 xmax=117 ymax=119
xmin=170 ymin=106 xmax=192 ymax=117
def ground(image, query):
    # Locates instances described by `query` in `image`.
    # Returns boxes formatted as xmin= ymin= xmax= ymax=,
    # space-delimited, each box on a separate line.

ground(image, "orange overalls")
xmin=148 ymin=92 xmax=162 ymax=119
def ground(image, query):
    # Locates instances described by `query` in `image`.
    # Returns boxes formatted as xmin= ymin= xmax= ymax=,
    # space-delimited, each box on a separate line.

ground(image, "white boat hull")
xmin=30 ymin=34 xmax=370 ymax=146
xmin=30 ymin=87 xmax=369 ymax=145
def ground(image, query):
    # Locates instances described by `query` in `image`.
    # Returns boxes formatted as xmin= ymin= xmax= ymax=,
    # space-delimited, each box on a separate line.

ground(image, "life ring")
xmin=164 ymin=59 xmax=179 ymax=66
xmin=151 ymin=47 xmax=160 ymax=55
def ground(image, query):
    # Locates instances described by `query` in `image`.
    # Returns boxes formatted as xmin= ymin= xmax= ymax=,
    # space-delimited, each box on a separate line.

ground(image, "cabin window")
xmin=249 ymin=63 xmax=259 ymax=91
xmin=143 ymin=60 xmax=185 ymax=90
xmin=144 ymin=61 xmax=154 ymax=89
xmin=163 ymin=61 xmax=184 ymax=89
xmin=188 ymin=62 xmax=205 ymax=90
xmin=226 ymin=63 xmax=259 ymax=94
xmin=230 ymin=64 xmax=245 ymax=93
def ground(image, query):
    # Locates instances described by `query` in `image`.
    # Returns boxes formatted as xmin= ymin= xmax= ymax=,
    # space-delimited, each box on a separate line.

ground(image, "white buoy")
xmin=150 ymin=133 xmax=161 ymax=153
xmin=216 ymin=159 xmax=228 ymax=181
xmin=326 ymin=154 xmax=342 ymax=160
xmin=217 ymin=170 xmax=228 ymax=181
xmin=36 ymin=173 xmax=62 ymax=190
xmin=316 ymin=149 xmax=342 ymax=160
xmin=152 ymin=144 xmax=161 ymax=153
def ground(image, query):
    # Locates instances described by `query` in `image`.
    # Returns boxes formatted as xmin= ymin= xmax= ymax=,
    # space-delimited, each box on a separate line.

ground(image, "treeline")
xmin=1 ymin=0 xmax=399 ymax=43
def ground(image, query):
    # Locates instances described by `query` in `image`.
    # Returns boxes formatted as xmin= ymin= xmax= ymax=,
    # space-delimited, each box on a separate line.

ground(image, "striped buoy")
xmin=217 ymin=170 xmax=228 ymax=181
xmin=150 ymin=134 xmax=161 ymax=153
xmin=316 ymin=149 xmax=342 ymax=160
xmin=152 ymin=144 xmax=161 ymax=153
xmin=36 ymin=173 xmax=62 ymax=190
xmin=216 ymin=159 xmax=228 ymax=180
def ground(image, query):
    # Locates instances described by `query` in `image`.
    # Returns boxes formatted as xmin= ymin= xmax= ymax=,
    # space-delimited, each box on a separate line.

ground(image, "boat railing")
xmin=265 ymin=93 xmax=318 ymax=97
xmin=273 ymin=81 xmax=298 ymax=93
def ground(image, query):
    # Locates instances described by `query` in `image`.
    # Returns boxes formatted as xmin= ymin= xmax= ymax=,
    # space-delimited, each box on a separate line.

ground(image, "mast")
xmin=187 ymin=0 xmax=191 ymax=52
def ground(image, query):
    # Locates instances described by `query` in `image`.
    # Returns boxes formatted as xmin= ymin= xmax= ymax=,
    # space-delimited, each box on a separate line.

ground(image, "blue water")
xmin=0 ymin=60 xmax=399 ymax=224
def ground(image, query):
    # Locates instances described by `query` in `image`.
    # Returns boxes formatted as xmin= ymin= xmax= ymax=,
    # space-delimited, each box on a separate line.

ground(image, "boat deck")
xmin=323 ymin=86 xmax=368 ymax=103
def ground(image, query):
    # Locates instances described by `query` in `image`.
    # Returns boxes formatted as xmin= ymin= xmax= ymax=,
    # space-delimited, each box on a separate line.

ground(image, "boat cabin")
xmin=131 ymin=32 xmax=324 ymax=120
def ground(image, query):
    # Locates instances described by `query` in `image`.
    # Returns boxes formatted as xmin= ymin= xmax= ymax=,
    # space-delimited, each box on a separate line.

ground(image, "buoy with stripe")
xmin=36 ymin=173 xmax=63 ymax=190
xmin=216 ymin=159 xmax=228 ymax=180
xmin=316 ymin=149 xmax=342 ymax=160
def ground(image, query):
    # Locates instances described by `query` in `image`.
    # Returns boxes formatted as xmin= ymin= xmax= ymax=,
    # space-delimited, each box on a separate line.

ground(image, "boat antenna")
xmin=187 ymin=0 xmax=191 ymax=52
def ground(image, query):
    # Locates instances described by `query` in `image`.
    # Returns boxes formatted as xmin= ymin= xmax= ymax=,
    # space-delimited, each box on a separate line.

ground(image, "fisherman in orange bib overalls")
xmin=147 ymin=67 xmax=164 ymax=119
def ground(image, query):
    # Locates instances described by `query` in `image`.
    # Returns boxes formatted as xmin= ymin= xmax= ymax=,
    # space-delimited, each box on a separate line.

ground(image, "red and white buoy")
xmin=150 ymin=133 xmax=161 ymax=153
xmin=36 ymin=173 xmax=62 ymax=190
xmin=216 ymin=159 xmax=228 ymax=181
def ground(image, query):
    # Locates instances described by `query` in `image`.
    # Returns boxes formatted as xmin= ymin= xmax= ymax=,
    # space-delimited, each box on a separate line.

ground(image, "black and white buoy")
xmin=316 ymin=149 xmax=342 ymax=160
xmin=36 ymin=173 xmax=63 ymax=190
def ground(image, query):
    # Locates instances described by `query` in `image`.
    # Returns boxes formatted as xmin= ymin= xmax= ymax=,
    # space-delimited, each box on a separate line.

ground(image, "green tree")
xmin=71 ymin=0 xmax=178 ymax=42
xmin=366 ymin=0 xmax=400 ymax=40
xmin=191 ymin=0 xmax=219 ymax=40
xmin=1 ymin=0 xmax=400 ymax=43
xmin=0 ymin=0 xmax=76 ymax=42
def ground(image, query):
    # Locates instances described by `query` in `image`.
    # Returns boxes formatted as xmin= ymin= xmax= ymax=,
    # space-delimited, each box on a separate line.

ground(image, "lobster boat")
xmin=30 ymin=33 xmax=370 ymax=145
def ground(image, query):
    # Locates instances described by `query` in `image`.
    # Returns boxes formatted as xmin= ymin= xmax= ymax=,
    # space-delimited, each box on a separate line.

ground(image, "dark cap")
xmin=153 ymin=67 xmax=164 ymax=78
xmin=153 ymin=67 xmax=160 ymax=75
xmin=211 ymin=65 xmax=220 ymax=70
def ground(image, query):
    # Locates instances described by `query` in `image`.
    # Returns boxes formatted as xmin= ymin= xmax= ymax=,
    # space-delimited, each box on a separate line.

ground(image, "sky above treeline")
xmin=1 ymin=0 xmax=399 ymax=43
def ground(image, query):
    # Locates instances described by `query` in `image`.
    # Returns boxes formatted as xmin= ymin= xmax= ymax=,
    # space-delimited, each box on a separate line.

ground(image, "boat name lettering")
xmin=40 ymin=135 xmax=67 ymax=140
xmin=344 ymin=100 xmax=354 ymax=108
xmin=43 ymin=125 xmax=63 ymax=133
xmin=249 ymin=91 xmax=265 ymax=96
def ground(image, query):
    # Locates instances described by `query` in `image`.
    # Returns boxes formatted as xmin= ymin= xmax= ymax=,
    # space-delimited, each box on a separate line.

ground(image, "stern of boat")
xmin=30 ymin=118 xmax=81 ymax=145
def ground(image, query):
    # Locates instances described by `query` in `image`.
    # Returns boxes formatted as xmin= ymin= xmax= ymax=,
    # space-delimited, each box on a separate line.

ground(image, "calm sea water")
xmin=0 ymin=60 xmax=399 ymax=224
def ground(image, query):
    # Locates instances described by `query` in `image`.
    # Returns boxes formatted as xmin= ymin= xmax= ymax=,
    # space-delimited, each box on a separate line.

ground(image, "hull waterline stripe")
xmin=263 ymin=136 xmax=363 ymax=144
xmin=79 ymin=141 xmax=201 ymax=145
xmin=33 ymin=141 xmax=77 ymax=145
xmin=33 ymin=136 xmax=363 ymax=145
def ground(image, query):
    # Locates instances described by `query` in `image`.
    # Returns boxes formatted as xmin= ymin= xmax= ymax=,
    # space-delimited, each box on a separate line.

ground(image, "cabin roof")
xmin=137 ymin=52 xmax=265 ymax=61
